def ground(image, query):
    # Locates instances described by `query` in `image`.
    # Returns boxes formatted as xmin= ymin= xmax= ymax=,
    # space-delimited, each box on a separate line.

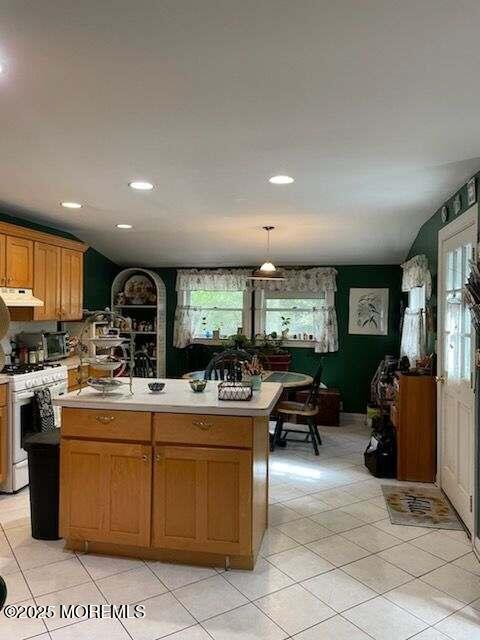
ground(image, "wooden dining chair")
xmin=204 ymin=349 xmax=252 ymax=381
xmin=270 ymin=363 xmax=323 ymax=455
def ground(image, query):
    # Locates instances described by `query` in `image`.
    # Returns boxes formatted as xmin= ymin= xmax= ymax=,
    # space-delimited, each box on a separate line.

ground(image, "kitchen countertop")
xmin=0 ymin=374 xmax=9 ymax=384
xmin=53 ymin=377 xmax=283 ymax=416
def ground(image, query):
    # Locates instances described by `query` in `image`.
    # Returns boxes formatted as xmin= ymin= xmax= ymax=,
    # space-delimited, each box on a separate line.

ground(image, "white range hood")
xmin=0 ymin=287 xmax=44 ymax=307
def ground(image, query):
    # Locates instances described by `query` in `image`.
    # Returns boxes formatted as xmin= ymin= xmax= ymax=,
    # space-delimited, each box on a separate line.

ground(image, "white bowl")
xmin=87 ymin=377 xmax=126 ymax=393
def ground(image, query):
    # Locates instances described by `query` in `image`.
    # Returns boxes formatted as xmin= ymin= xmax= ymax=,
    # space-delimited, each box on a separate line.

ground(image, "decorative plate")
xmin=441 ymin=205 xmax=448 ymax=223
xmin=453 ymin=193 xmax=462 ymax=216
xmin=123 ymin=275 xmax=156 ymax=305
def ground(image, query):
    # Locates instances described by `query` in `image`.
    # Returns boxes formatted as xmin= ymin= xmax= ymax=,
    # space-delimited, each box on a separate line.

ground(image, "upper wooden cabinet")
xmin=0 ymin=221 xmax=87 ymax=317
xmin=60 ymin=249 xmax=84 ymax=320
xmin=6 ymin=236 xmax=34 ymax=288
xmin=33 ymin=242 xmax=61 ymax=321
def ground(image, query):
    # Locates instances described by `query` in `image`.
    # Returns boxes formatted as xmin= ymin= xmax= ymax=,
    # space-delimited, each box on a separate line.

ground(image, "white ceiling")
xmin=0 ymin=1 xmax=479 ymax=266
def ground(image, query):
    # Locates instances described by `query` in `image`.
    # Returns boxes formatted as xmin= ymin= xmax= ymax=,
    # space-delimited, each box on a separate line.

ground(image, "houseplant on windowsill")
xmin=256 ymin=332 xmax=292 ymax=371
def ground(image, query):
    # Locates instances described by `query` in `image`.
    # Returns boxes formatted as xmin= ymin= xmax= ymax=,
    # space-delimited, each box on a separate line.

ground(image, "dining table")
xmin=182 ymin=369 xmax=321 ymax=391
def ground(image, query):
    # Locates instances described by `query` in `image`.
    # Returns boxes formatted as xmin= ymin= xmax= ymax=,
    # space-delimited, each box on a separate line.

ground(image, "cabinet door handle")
xmin=192 ymin=419 xmax=213 ymax=430
xmin=95 ymin=415 xmax=115 ymax=424
xmin=142 ymin=454 xmax=150 ymax=462
xmin=155 ymin=453 xmax=160 ymax=463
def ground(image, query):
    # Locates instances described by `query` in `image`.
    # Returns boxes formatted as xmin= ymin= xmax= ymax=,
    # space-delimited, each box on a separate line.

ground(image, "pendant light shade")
xmin=249 ymin=226 xmax=285 ymax=280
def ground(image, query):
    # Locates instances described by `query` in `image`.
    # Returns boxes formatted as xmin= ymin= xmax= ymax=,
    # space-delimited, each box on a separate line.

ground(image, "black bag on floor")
xmin=364 ymin=416 xmax=396 ymax=478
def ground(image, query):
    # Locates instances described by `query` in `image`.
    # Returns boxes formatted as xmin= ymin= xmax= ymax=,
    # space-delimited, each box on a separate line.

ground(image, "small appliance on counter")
xmin=17 ymin=331 xmax=69 ymax=362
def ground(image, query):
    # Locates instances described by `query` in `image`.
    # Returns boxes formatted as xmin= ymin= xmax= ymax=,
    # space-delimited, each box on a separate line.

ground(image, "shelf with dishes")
xmin=111 ymin=268 xmax=166 ymax=377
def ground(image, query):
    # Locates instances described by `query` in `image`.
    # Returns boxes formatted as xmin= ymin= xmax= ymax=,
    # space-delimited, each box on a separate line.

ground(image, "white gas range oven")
xmin=0 ymin=363 xmax=68 ymax=493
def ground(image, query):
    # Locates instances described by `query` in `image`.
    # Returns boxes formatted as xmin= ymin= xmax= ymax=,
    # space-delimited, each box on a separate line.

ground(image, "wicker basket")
xmin=218 ymin=381 xmax=253 ymax=401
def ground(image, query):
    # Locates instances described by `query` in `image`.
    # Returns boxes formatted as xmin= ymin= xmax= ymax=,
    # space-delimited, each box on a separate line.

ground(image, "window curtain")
xmin=253 ymin=266 xmax=337 ymax=295
xmin=313 ymin=306 xmax=338 ymax=353
xmin=400 ymin=309 xmax=425 ymax=364
xmin=400 ymin=254 xmax=430 ymax=364
xmin=258 ymin=267 xmax=339 ymax=353
xmin=401 ymin=254 xmax=432 ymax=299
xmin=174 ymin=269 xmax=250 ymax=348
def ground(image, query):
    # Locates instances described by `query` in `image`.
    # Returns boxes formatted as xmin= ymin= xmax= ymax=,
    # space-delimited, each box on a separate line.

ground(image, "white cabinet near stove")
xmin=0 ymin=384 xmax=7 ymax=483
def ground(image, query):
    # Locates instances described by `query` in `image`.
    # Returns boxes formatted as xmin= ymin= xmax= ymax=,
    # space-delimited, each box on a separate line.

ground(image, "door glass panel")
xmin=443 ymin=243 xmax=473 ymax=381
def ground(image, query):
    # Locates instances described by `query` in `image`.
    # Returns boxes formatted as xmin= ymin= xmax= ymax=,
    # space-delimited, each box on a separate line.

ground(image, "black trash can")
xmin=23 ymin=429 xmax=60 ymax=540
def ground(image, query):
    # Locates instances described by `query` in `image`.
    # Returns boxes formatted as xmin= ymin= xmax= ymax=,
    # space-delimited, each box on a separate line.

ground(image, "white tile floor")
xmin=1 ymin=420 xmax=480 ymax=640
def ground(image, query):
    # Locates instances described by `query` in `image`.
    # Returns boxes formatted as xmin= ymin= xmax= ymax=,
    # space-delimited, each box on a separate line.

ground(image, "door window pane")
xmin=443 ymin=243 xmax=473 ymax=381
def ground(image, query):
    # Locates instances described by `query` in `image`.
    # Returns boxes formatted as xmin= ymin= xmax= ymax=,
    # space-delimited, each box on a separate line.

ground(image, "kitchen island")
xmin=54 ymin=378 xmax=282 ymax=570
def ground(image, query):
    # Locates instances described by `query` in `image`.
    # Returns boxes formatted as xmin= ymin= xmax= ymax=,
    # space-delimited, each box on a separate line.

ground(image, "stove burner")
xmin=3 ymin=363 xmax=46 ymax=375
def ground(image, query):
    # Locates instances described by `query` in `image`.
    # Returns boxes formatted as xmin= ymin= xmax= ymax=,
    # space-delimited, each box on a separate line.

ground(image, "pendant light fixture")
xmin=249 ymin=226 xmax=285 ymax=280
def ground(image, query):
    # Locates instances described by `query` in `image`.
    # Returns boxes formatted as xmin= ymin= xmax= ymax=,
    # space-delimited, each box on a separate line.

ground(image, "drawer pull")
xmin=95 ymin=415 xmax=115 ymax=424
xmin=192 ymin=419 xmax=213 ymax=431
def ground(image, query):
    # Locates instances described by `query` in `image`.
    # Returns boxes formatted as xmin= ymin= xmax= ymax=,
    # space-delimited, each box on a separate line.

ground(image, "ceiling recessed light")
xmin=268 ymin=175 xmax=294 ymax=185
xmin=116 ymin=224 xmax=133 ymax=229
xmin=129 ymin=180 xmax=154 ymax=191
xmin=61 ymin=201 xmax=82 ymax=209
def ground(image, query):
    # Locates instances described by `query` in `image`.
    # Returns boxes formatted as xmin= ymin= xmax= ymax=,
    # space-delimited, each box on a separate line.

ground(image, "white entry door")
xmin=438 ymin=205 xmax=477 ymax=532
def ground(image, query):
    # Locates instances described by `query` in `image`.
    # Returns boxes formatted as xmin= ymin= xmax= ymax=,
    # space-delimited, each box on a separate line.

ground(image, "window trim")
xmin=177 ymin=289 xmax=252 ymax=344
xmin=254 ymin=289 xmax=334 ymax=348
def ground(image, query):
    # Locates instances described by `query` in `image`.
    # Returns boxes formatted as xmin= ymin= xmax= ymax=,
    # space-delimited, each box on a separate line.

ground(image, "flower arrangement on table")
xmin=242 ymin=355 xmax=264 ymax=390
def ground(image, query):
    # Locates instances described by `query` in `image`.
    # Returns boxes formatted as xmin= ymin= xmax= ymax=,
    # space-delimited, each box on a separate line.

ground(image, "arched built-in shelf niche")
xmin=111 ymin=268 xmax=166 ymax=377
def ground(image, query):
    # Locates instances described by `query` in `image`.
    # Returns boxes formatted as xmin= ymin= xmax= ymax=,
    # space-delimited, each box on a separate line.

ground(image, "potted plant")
xmin=222 ymin=333 xmax=253 ymax=351
xmin=256 ymin=332 xmax=292 ymax=371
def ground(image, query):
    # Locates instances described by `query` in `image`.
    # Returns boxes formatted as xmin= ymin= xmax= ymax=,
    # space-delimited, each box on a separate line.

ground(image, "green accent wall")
xmin=147 ymin=264 xmax=402 ymax=414
xmin=0 ymin=210 xmax=119 ymax=310
xmin=83 ymin=248 xmax=120 ymax=310
xmin=408 ymin=170 xmax=480 ymax=288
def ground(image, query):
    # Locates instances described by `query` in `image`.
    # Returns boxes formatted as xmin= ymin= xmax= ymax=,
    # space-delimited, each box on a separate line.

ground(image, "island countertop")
xmin=53 ymin=377 xmax=283 ymax=416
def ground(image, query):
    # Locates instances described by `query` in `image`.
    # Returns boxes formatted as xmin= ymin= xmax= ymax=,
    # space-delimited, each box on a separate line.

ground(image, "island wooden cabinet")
xmin=152 ymin=445 xmax=251 ymax=555
xmin=60 ymin=438 xmax=152 ymax=547
xmin=33 ymin=242 xmax=61 ymax=320
xmin=59 ymin=407 xmax=270 ymax=569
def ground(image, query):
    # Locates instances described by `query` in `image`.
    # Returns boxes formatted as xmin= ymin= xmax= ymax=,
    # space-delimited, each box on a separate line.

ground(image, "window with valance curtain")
xmin=400 ymin=254 xmax=431 ymax=364
xmin=173 ymin=267 xmax=339 ymax=353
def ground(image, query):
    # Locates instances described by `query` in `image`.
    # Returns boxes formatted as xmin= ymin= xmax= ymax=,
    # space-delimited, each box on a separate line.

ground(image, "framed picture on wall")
xmin=348 ymin=288 xmax=389 ymax=336
xmin=453 ymin=193 xmax=462 ymax=215
xmin=467 ymin=177 xmax=476 ymax=206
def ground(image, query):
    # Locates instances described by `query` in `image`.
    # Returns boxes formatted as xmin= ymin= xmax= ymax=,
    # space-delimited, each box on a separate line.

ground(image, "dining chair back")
xmin=134 ymin=352 xmax=154 ymax=378
xmin=204 ymin=349 xmax=252 ymax=381
xmin=270 ymin=361 xmax=324 ymax=455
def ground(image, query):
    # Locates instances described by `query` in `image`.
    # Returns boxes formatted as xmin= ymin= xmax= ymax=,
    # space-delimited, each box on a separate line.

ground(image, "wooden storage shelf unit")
xmin=391 ymin=373 xmax=436 ymax=482
xmin=60 ymin=408 xmax=268 ymax=569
